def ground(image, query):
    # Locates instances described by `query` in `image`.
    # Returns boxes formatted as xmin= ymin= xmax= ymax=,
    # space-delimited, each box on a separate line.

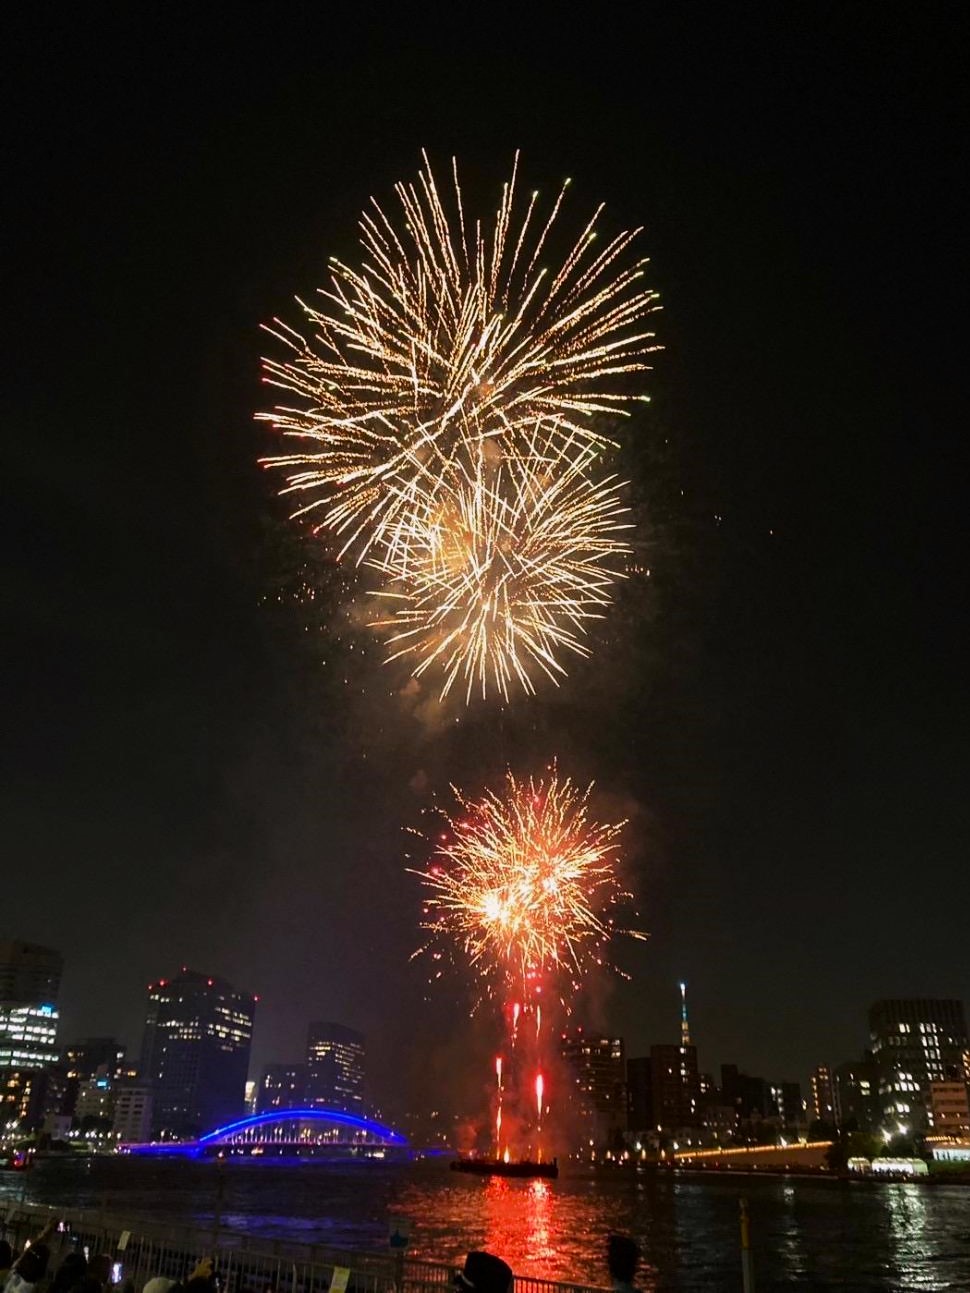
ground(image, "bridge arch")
xmin=199 ymin=1107 xmax=407 ymax=1146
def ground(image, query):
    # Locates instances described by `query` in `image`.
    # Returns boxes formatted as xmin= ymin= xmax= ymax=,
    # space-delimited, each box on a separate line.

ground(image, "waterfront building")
xmin=869 ymin=998 xmax=969 ymax=1131
xmin=928 ymin=1081 xmax=970 ymax=1136
xmin=0 ymin=1003 xmax=59 ymax=1074
xmin=767 ymin=1081 xmax=803 ymax=1128
xmin=810 ymin=1065 xmax=835 ymax=1125
xmin=306 ymin=1023 xmax=364 ymax=1112
xmin=651 ymin=1043 xmax=700 ymax=1134
xmin=259 ymin=1061 xmax=308 ymax=1112
xmin=560 ymin=1027 xmax=626 ymax=1145
xmin=0 ymin=941 xmax=63 ymax=1127
xmin=244 ymin=1080 xmax=257 ymax=1116
xmin=833 ymin=1057 xmax=877 ymax=1131
xmin=141 ymin=969 xmax=256 ymax=1138
xmin=721 ymin=1064 xmax=767 ymax=1119
xmin=112 ymin=1081 xmax=153 ymax=1142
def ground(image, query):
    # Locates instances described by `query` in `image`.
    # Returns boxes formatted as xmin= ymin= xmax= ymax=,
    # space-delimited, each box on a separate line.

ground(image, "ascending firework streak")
xmin=258 ymin=152 xmax=659 ymax=559
xmin=369 ymin=425 xmax=631 ymax=701
xmin=413 ymin=767 xmax=645 ymax=1155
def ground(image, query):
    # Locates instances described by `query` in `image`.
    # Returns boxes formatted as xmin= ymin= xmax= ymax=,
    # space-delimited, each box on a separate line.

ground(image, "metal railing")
xmin=0 ymin=1201 xmax=602 ymax=1293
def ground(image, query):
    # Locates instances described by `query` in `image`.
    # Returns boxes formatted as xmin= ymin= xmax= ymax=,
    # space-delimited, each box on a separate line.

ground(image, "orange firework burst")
xmin=369 ymin=425 xmax=631 ymax=701
xmin=258 ymin=151 xmax=659 ymax=558
xmin=413 ymin=768 xmax=645 ymax=1003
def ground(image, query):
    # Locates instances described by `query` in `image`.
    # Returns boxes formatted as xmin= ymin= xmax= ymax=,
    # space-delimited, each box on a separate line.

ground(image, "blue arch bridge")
xmin=124 ymin=1108 xmax=409 ymax=1159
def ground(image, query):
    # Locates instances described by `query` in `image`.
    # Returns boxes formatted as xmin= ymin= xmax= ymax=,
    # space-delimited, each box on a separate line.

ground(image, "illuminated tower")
xmin=680 ymin=981 xmax=691 ymax=1048
xmin=141 ymin=969 xmax=256 ymax=1139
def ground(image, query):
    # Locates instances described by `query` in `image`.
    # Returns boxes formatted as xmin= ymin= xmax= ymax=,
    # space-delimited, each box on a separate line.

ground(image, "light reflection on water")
xmin=4 ymin=1159 xmax=970 ymax=1290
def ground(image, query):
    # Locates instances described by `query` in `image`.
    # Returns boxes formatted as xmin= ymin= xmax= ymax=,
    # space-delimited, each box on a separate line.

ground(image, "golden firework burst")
xmin=258 ymin=152 xmax=659 ymax=558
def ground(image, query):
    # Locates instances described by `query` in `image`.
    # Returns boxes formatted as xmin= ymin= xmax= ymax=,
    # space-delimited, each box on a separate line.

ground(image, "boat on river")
xmin=450 ymin=1156 xmax=558 ymax=1180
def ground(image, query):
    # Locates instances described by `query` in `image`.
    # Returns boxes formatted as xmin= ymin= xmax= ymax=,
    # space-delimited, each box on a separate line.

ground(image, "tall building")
xmin=833 ymin=1057 xmax=877 ymax=1132
xmin=141 ymin=969 xmax=256 ymax=1138
xmin=810 ymin=1065 xmax=835 ymax=1125
xmin=306 ymin=1023 xmax=364 ymax=1111
xmin=560 ymin=1027 xmax=626 ymax=1144
xmin=258 ymin=1061 xmax=308 ymax=1113
xmin=650 ymin=1043 xmax=700 ymax=1133
xmin=0 ymin=942 xmax=63 ymax=1127
xmin=721 ymin=1064 xmax=767 ymax=1119
xmin=869 ymin=999 xmax=969 ymax=1131
xmin=767 ymin=1081 xmax=803 ymax=1128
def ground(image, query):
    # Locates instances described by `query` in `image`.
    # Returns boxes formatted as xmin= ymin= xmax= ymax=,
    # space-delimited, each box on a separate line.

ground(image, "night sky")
xmin=4 ymin=6 xmax=967 ymax=1113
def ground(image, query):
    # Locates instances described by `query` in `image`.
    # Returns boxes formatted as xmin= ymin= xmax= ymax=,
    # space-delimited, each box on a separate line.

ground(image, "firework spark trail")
xmin=368 ymin=424 xmax=632 ymax=701
xmin=413 ymin=767 xmax=645 ymax=1155
xmin=258 ymin=152 xmax=660 ymax=559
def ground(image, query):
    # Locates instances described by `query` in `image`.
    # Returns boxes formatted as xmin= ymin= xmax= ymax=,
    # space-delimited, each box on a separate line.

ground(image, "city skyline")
xmin=6 ymin=936 xmax=966 ymax=1126
xmin=4 ymin=7 xmax=967 ymax=1108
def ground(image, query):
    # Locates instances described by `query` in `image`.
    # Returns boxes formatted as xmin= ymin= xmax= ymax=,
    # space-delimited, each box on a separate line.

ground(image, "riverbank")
xmin=5 ymin=1153 xmax=970 ymax=1288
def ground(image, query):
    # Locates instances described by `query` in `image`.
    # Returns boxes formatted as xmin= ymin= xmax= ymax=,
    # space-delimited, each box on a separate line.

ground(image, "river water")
xmin=3 ymin=1157 xmax=970 ymax=1291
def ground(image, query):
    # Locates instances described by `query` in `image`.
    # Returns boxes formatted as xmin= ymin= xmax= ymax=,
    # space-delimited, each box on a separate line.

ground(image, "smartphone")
xmin=111 ymin=1263 xmax=123 ymax=1285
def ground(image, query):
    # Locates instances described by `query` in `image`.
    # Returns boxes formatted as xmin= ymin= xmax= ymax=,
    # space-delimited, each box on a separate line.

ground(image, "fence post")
xmin=739 ymin=1196 xmax=754 ymax=1293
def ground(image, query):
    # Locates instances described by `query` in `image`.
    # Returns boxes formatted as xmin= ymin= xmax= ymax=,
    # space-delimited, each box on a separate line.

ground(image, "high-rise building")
xmin=650 ymin=1044 xmax=700 ymax=1133
xmin=560 ymin=1027 xmax=626 ymax=1144
xmin=721 ymin=1064 xmax=768 ymax=1120
xmin=141 ymin=969 xmax=256 ymax=1138
xmin=869 ymin=999 xmax=969 ymax=1131
xmin=767 ymin=1081 xmax=803 ymax=1128
xmin=810 ymin=1065 xmax=835 ymax=1125
xmin=258 ymin=1062 xmax=308 ymax=1113
xmin=306 ymin=1023 xmax=364 ymax=1111
xmin=0 ymin=942 xmax=63 ymax=1128
xmin=0 ymin=1002 xmax=59 ymax=1073
xmin=833 ymin=1057 xmax=877 ymax=1131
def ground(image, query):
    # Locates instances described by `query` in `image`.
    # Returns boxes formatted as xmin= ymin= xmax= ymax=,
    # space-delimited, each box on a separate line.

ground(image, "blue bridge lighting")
xmin=125 ymin=1107 xmax=407 ymax=1156
xmin=199 ymin=1108 xmax=407 ymax=1145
